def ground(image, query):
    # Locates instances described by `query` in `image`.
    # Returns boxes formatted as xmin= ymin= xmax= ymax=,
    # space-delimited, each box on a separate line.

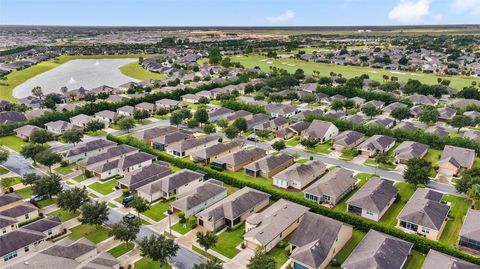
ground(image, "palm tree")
xmin=467 ymin=184 xmax=480 ymax=209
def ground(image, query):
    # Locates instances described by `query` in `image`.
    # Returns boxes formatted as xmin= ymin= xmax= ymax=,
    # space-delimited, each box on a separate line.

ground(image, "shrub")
xmin=60 ymin=160 xmax=68 ymax=167
xmin=191 ymin=223 xmax=198 ymax=229
xmin=85 ymin=170 xmax=93 ymax=178
xmin=277 ymin=240 xmax=287 ymax=248
xmin=178 ymin=211 xmax=185 ymax=220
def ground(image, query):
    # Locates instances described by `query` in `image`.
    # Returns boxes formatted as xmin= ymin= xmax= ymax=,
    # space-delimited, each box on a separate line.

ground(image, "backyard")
xmin=379 ymin=182 xmax=416 ymax=227
xmin=439 ymin=194 xmax=470 ymax=246
xmin=331 ymin=230 xmax=366 ymax=268
xmin=334 ymin=173 xmax=374 ymax=212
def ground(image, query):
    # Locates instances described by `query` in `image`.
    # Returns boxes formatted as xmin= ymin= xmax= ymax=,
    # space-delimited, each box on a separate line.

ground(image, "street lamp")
xmin=167 ymin=209 xmax=173 ymax=239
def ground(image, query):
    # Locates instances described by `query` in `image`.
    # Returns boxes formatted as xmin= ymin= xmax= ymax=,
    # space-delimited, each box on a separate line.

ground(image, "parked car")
xmin=247 ymin=137 xmax=258 ymax=142
xmin=30 ymin=194 xmax=46 ymax=202
xmin=122 ymin=195 xmax=134 ymax=207
xmin=123 ymin=213 xmax=136 ymax=220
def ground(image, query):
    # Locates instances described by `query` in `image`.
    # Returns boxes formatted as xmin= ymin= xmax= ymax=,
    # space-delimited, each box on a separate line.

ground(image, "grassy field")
xmin=0 ymin=54 xmax=156 ymax=101
xmin=72 ymin=174 xmax=88 ymax=182
xmin=16 ymin=186 xmax=33 ymax=199
xmin=171 ymin=216 xmax=197 ymax=235
xmin=119 ymin=61 xmax=166 ymax=81
xmin=439 ymin=195 xmax=470 ymax=246
xmin=69 ymin=224 xmax=111 ymax=244
xmin=48 ymin=208 xmax=80 ymax=222
xmin=134 ymin=257 xmax=172 ymax=269
xmin=1 ymin=176 xmax=22 ymax=188
xmin=406 ymin=251 xmax=427 ymax=269
xmin=212 ymin=225 xmax=245 ymax=258
xmin=107 ymin=242 xmax=134 ymax=258
xmin=220 ymin=54 xmax=480 ymax=90
xmin=87 ymin=179 xmax=118 ymax=195
xmin=0 ymin=135 xmax=29 ymax=152
xmin=54 ymin=163 xmax=78 ymax=175
xmin=269 ymin=246 xmax=290 ymax=268
xmin=142 ymin=199 xmax=173 ymax=221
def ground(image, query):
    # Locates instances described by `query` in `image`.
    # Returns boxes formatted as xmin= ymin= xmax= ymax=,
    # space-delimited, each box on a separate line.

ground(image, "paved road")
xmin=2 ymin=151 xmax=46 ymax=176
xmin=106 ymin=209 xmax=206 ymax=269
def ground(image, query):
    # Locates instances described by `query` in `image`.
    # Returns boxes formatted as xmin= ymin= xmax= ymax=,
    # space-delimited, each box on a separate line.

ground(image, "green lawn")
xmin=0 ymin=136 xmax=29 ymax=152
xmin=69 ymin=224 xmax=111 ymax=244
xmin=72 ymin=174 xmax=88 ymax=182
xmin=88 ymin=179 xmax=118 ymax=195
xmin=142 ymin=199 xmax=173 ymax=221
xmin=296 ymin=158 xmax=310 ymax=164
xmin=48 ymin=208 xmax=80 ymax=222
xmin=54 ymin=164 xmax=78 ymax=175
xmin=192 ymin=245 xmax=217 ymax=260
xmin=37 ymin=198 xmax=56 ymax=208
xmin=224 ymin=184 xmax=240 ymax=196
xmin=1 ymin=176 xmax=22 ymax=188
xmin=405 ymin=251 xmax=426 ymax=269
xmin=119 ymin=61 xmax=166 ymax=81
xmin=212 ymin=225 xmax=245 ymax=258
xmin=89 ymin=193 xmax=99 ymax=198
xmin=334 ymin=173 xmax=374 ymax=212
xmin=364 ymin=159 xmax=397 ymax=170
xmin=134 ymin=257 xmax=172 ymax=269
xmin=258 ymin=133 xmax=275 ymax=142
xmin=439 ymin=195 xmax=470 ymax=246
xmin=331 ymin=230 xmax=366 ymax=268
xmin=306 ymin=142 xmax=332 ymax=154
xmin=0 ymin=165 xmax=9 ymax=175
xmin=171 ymin=216 xmax=197 ymax=235
xmin=108 ymin=202 xmax=118 ymax=208
xmin=380 ymin=182 xmax=416 ymax=226
xmin=16 ymin=186 xmax=33 ymax=199
xmin=107 ymin=242 xmax=134 ymax=258
xmin=86 ymin=130 xmax=107 ymax=136
xmin=269 ymin=246 xmax=290 ymax=269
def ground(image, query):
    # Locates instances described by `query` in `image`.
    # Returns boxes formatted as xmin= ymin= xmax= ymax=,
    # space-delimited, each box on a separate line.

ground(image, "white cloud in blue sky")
xmin=266 ymin=10 xmax=296 ymax=23
xmin=451 ymin=0 xmax=480 ymax=16
xmin=388 ymin=0 xmax=431 ymax=23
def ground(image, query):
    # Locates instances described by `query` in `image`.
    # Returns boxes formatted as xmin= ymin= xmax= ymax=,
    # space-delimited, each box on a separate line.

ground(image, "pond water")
xmin=13 ymin=58 xmax=139 ymax=98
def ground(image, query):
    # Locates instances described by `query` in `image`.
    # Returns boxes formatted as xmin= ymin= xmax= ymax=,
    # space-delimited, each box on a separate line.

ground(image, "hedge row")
xmin=316 ymin=85 xmax=410 ymax=106
xmin=107 ymin=134 xmax=480 ymax=265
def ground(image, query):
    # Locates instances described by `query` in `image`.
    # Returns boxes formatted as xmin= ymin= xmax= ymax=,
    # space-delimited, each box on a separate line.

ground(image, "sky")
xmin=1 ymin=0 xmax=479 ymax=26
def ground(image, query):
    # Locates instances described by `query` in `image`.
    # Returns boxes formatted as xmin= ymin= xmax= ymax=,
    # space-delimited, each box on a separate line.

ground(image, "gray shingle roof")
xmin=137 ymin=169 xmax=204 ymax=195
xmin=421 ymin=250 xmax=480 ymax=269
xmin=333 ymin=131 xmax=364 ymax=147
xmin=151 ymin=130 xmax=194 ymax=146
xmin=214 ymin=148 xmax=266 ymax=166
xmin=273 ymin=160 xmax=326 ymax=186
xmin=167 ymin=135 xmax=219 ymax=152
xmin=0 ymin=228 xmax=46 ymax=256
xmin=41 ymin=237 xmax=96 ymax=259
xmin=0 ymin=111 xmax=27 ymax=124
xmin=346 ymin=177 xmax=398 ymax=214
xmin=64 ymin=139 xmax=116 ymax=158
xmin=191 ymin=141 xmax=241 ymax=160
xmin=118 ymin=163 xmax=172 ymax=188
xmin=394 ymin=141 xmax=429 ymax=160
xmin=243 ymin=154 xmax=294 ymax=173
xmin=357 ymin=135 xmax=395 ymax=152
xmin=22 ymin=217 xmax=62 ymax=233
xmin=0 ymin=203 xmax=38 ymax=218
xmin=304 ymin=120 xmax=337 ymax=139
xmin=439 ymin=145 xmax=475 ymax=169
xmin=0 ymin=193 xmax=22 ymax=207
xmin=171 ymin=181 xmax=227 ymax=212
xmin=304 ymin=168 xmax=356 ymax=198
xmin=459 ymin=209 xmax=480 ymax=242
xmin=132 ymin=126 xmax=178 ymax=141
xmin=85 ymin=144 xmax=138 ymax=166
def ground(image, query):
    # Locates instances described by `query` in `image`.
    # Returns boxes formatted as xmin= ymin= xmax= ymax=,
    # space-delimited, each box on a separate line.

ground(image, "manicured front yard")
xmin=1 ymin=176 xmax=22 ymax=188
xmin=331 ymin=230 xmax=366 ymax=268
xmin=212 ymin=225 xmax=245 ymax=258
xmin=86 ymin=130 xmax=107 ymax=136
xmin=192 ymin=245 xmax=216 ymax=260
xmin=107 ymin=242 xmax=134 ymax=258
xmin=142 ymin=199 xmax=173 ymax=221
xmin=48 ymin=208 xmax=80 ymax=222
xmin=0 ymin=135 xmax=29 ymax=152
xmin=0 ymin=165 xmax=9 ymax=175
xmin=306 ymin=142 xmax=332 ymax=154
xmin=72 ymin=174 xmax=88 ymax=182
xmin=380 ymin=182 xmax=416 ymax=226
xmin=269 ymin=246 xmax=290 ymax=268
xmin=16 ymin=186 xmax=33 ymax=199
xmin=439 ymin=195 xmax=470 ymax=246
xmin=69 ymin=224 xmax=111 ymax=244
xmin=54 ymin=164 xmax=78 ymax=175
xmin=172 ymin=216 xmax=197 ymax=235
xmin=285 ymin=137 xmax=300 ymax=147
xmin=134 ymin=257 xmax=172 ymax=269
xmin=88 ymin=179 xmax=118 ymax=195
xmin=37 ymin=197 xmax=57 ymax=208
xmin=364 ymin=159 xmax=396 ymax=170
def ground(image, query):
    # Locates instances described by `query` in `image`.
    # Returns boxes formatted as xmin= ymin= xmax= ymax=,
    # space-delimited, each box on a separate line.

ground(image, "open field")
xmin=0 ymin=54 xmax=156 ymax=101
xmin=215 ymin=54 xmax=480 ymax=89
xmin=119 ymin=61 xmax=166 ymax=80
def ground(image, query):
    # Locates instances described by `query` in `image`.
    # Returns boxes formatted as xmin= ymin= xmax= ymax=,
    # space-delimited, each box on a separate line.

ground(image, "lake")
xmin=12 ymin=58 xmax=139 ymax=98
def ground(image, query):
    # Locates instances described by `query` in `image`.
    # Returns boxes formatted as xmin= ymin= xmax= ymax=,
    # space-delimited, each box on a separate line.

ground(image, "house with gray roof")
xmin=190 ymin=141 xmax=242 ymax=165
xmin=438 ymin=107 xmax=457 ymax=122
xmin=212 ymin=148 xmax=266 ymax=172
xmin=304 ymin=168 xmax=356 ymax=206
xmin=368 ymin=117 xmax=395 ymax=128
xmin=265 ymin=103 xmax=298 ymax=118
xmin=94 ymin=109 xmax=118 ymax=123
xmin=244 ymin=154 xmax=295 ymax=178
xmin=394 ymin=141 xmax=429 ymax=163
xmin=90 ymin=151 xmax=155 ymax=180
xmin=253 ymin=117 xmax=290 ymax=133
xmin=421 ymin=249 xmax=480 ymax=269
xmin=135 ymin=102 xmax=156 ymax=112
xmin=14 ymin=125 xmax=41 ymax=141
xmin=364 ymin=100 xmax=385 ymax=109
xmin=464 ymin=111 xmax=480 ymax=120
xmin=342 ymin=230 xmax=413 ymax=269
xmin=208 ymin=107 xmax=235 ymax=122
xmin=56 ymin=103 xmax=79 ymax=112
xmin=464 ymin=130 xmax=480 ymax=141
xmin=197 ymin=187 xmax=270 ymax=231
xmin=273 ymin=160 xmax=327 ymax=190
xmin=21 ymin=217 xmax=62 ymax=238
xmin=426 ymin=125 xmax=449 ymax=137
xmin=226 ymin=110 xmax=253 ymax=124
xmin=118 ymin=163 xmax=172 ymax=191
xmin=155 ymin=98 xmax=186 ymax=110
xmin=344 ymin=114 xmax=366 ymax=124
xmin=246 ymin=113 xmax=270 ymax=130
xmin=137 ymin=169 xmax=205 ymax=202
xmin=394 ymin=121 xmax=419 ymax=132
xmin=0 ymin=228 xmax=47 ymax=265
xmin=63 ymin=139 xmax=117 ymax=163
xmin=165 ymin=135 xmax=220 ymax=158
xmin=132 ymin=126 xmax=178 ymax=144
xmin=410 ymin=105 xmax=424 ymax=118
xmin=181 ymin=93 xmax=203 ymax=103
xmin=346 ymin=177 xmax=398 ymax=221
xmin=332 ymin=131 xmax=365 ymax=151
xmin=397 ymin=188 xmax=450 ymax=241
xmin=438 ymin=145 xmax=476 ymax=176
xmin=407 ymin=95 xmax=438 ymax=106
xmin=82 ymin=144 xmax=138 ymax=168
xmin=0 ymin=111 xmax=27 ymax=124
xmin=244 ymin=199 xmax=309 ymax=252
xmin=357 ymin=135 xmax=396 ymax=157
xmin=16 ymin=96 xmax=42 ymax=108
xmin=292 ymin=109 xmax=324 ymax=121
xmin=25 ymin=108 xmax=52 ymax=120
xmin=303 ymin=120 xmax=339 ymax=143
xmin=171 ymin=180 xmax=227 ymax=218
xmin=151 ymin=130 xmax=195 ymax=151
xmin=70 ymin=114 xmax=95 ymax=127
xmin=383 ymin=102 xmax=408 ymax=114
xmin=116 ymin=105 xmax=136 ymax=117
xmin=289 ymin=212 xmax=353 ymax=269
xmin=44 ymin=120 xmax=79 ymax=135
xmin=459 ymin=209 xmax=480 ymax=251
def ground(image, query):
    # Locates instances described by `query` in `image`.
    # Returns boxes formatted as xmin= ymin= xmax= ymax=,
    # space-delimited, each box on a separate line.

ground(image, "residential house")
xmin=0 ymin=228 xmax=47 ymax=265
xmin=20 ymin=217 xmax=62 ymax=238
xmin=165 ymin=135 xmax=219 ymax=158
xmin=368 ymin=118 xmax=395 ymax=128
xmin=272 ymin=160 xmax=327 ymax=190
xmin=266 ymin=103 xmax=297 ymax=118
xmin=82 ymin=144 xmax=139 ymax=169
xmin=464 ymin=130 xmax=480 ymax=141
xmin=407 ymin=95 xmax=439 ymax=106
xmin=394 ymin=141 xmax=429 ymax=163
xmin=118 ymin=163 xmax=172 ymax=191
xmin=119 ymin=81 xmax=139 ymax=91
xmin=106 ymin=95 xmax=129 ymax=103
xmin=16 ymin=96 xmax=41 ymax=108
xmin=246 ymin=113 xmax=270 ymax=130
xmin=14 ymin=125 xmax=41 ymax=141
xmin=208 ymin=107 xmax=234 ymax=122
xmin=332 ymin=131 xmax=365 ymax=151
xmin=0 ymin=193 xmax=39 ymax=225
xmin=292 ymin=109 xmax=323 ymax=121
xmin=211 ymin=148 xmax=266 ymax=172
xmin=70 ymin=114 xmax=95 ymax=128
xmin=44 ymin=120 xmax=79 ymax=135
xmin=276 ymin=121 xmax=310 ymax=140
xmin=155 ymin=98 xmax=186 ymax=110
xmin=24 ymin=108 xmax=51 ymax=120
xmin=397 ymin=188 xmax=450 ymax=241
xmin=190 ymin=141 xmax=242 ymax=165
xmin=438 ymin=145 xmax=475 ymax=176
xmin=253 ymin=117 xmax=290 ymax=132
xmin=196 ymin=187 xmax=270 ymax=231
xmin=171 ymin=180 xmax=228 ymax=218
xmin=346 ymin=177 xmax=398 ymax=222
xmin=394 ymin=121 xmax=419 ymax=132
xmin=438 ymin=107 xmax=457 ymax=122
xmin=244 ymin=199 xmax=309 ymax=252
xmin=421 ymin=249 xmax=480 ymax=269
xmin=459 ymin=209 xmax=480 ymax=251
xmin=135 ymin=102 xmax=156 ymax=113
xmin=383 ymin=102 xmax=408 ymax=114
xmin=226 ymin=110 xmax=253 ymax=125
xmin=342 ymin=230 xmax=413 ymax=269
xmin=244 ymin=154 xmax=295 ymax=178
xmin=344 ymin=114 xmax=366 ymax=124
xmin=304 ymin=168 xmax=356 ymax=206
xmin=132 ymin=126 xmax=178 ymax=144
xmin=116 ymin=105 xmax=136 ymax=117
xmin=89 ymin=151 xmax=155 ymax=180
xmin=303 ymin=120 xmax=339 ymax=143
xmin=151 ymin=130 xmax=195 ymax=151
xmin=289 ymin=213 xmax=353 ymax=269
xmin=350 ymin=97 xmax=366 ymax=107
xmin=95 ymin=110 xmax=118 ymax=123
xmin=0 ymin=111 xmax=27 ymax=124
xmin=137 ymin=169 xmax=205 ymax=202
xmin=363 ymin=100 xmax=385 ymax=109
xmin=357 ymin=135 xmax=396 ymax=157
xmin=181 ymin=94 xmax=202 ymax=103
xmin=63 ymin=139 xmax=117 ymax=163
xmin=410 ymin=105 xmax=424 ymax=118
xmin=56 ymin=103 xmax=79 ymax=112
xmin=426 ymin=126 xmax=449 ymax=137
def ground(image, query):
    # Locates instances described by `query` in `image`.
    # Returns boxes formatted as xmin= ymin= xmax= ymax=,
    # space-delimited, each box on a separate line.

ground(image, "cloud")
xmin=388 ymin=0 xmax=430 ymax=23
xmin=266 ymin=10 xmax=295 ymax=23
xmin=451 ymin=0 xmax=480 ymax=16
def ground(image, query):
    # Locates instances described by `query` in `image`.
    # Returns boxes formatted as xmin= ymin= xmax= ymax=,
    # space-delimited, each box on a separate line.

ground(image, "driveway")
xmin=223 ymin=248 xmax=255 ymax=269
xmin=2 ymin=151 xmax=46 ymax=176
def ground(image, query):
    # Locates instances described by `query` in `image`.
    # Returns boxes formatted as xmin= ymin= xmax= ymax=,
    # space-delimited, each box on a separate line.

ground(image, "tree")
xmin=62 ymin=129 xmax=84 ymax=145
xmin=43 ymin=93 xmax=62 ymax=109
xmin=193 ymin=259 xmax=223 ymax=269
xmin=187 ymin=118 xmax=199 ymax=128
xmin=29 ymin=129 xmax=54 ymax=144
xmin=196 ymin=231 xmax=218 ymax=251
xmin=170 ymin=111 xmax=183 ymax=127
xmin=133 ymin=109 xmax=151 ymax=121
xmin=374 ymin=152 xmax=389 ymax=166
xmin=271 ymin=140 xmax=286 ymax=151
xmin=80 ymin=202 xmax=109 ymax=228
xmin=118 ymin=116 xmax=135 ymax=132
xmin=361 ymin=104 xmax=381 ymax=119
xmin=233 ymin=118 xmax=248 ymax=132
xmin=404 ymin=157 xmax=432 ymax=185
xmin=209 ymin=48 xmax=222 ymax=65
xmin=467 ymin=184 xmax=480 ymax=209
xmin=139 ymin=235 xmax=179 ymax=268
xmin=0 ymin=151 xmax=8 ymax=164
xmin=57 ymin=187 xmax=89 ymax=212
xmin=20 ymin=143 xmax=48 ymax=165
xmin=84 ymin=93 xmax=96 ymax=103
xmin=449 ymin=115 xmax=472 ymax=133
xmin=130 ymin=196 xmax=150 ymax=217
xmin=21 ymin=173 xmax=42 ymax=186
xmin=203 ymin=123 xmax=216 ymax=134
xmin=34 ymin=151 xmax=62 ymax=172
xmin=84 ymin=120 xmax=105 ymax=132
xmin=391 ymin=107 xmax=411 ymax=122
xmin=419 ymin=106 xmax=439 ymax=125
xmin=110 ymin=217 xmax=142 ymax=247
xmin=216 ymin=118 xmax=229 ymax=128
xmin=32 ymin=174 xmax=63 ymax=198
xmin=194 ymin=108 xmax=209 ymax=126
xmin=398 ymin=56 xmax=409 ymax=65
xmin=300 ymin=137 xmax=317 ymax=148
xmin=32 ymin=86 xmax=43 ymax=99
xmin=225 ymin=126 xmax=240 ymax=140
xmin=331 ymin=99 xmax=345 ymax=111
xmin=247 ymin=248 xmax=276 ymax=269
